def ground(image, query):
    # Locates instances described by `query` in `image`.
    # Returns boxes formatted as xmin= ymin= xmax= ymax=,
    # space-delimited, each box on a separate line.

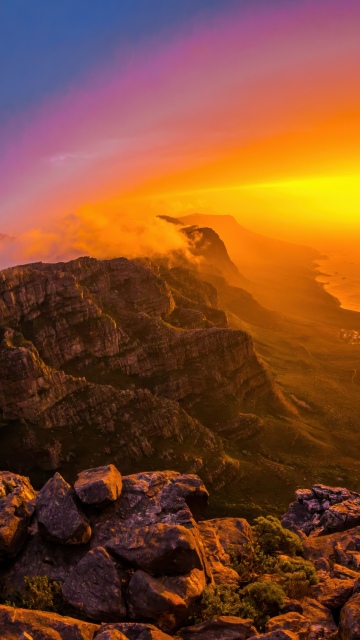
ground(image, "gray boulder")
xmin=36 ymin=473 xmax=91 ymax=545
xmin=62 ymin=547 xmax=126 ymax=621
xmin=75 ymin=465 xmax=122 ymax=506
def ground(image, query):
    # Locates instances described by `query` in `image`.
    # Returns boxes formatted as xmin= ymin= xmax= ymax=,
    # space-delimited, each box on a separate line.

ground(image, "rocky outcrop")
xmin=282 ymin=483 xmax=360 ymax=537
xmin=0 ymin=604 xmax=99 ymax=639
xmin=5 ymin=471 xmax=360 ymax=638
xmin=0 ymin=256 xmax=284 ymax=484
xmin=0 ymin=471 xmax=36 ymax=559
xmin=177 ymin=616 xmax=257 ymax=640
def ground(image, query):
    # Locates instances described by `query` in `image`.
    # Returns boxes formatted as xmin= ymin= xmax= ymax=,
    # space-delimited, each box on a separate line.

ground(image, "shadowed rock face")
xmin=0 ymin=256 xmax=283 ymax=484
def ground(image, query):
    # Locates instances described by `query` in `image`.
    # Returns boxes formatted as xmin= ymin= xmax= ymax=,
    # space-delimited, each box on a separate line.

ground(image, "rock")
xmin=339 ymin=592 xmax=360 ymax=639
xmin=311 ymin=577 xmax=354 ymax=609
xmin=282 ymin=484 xmax=360 ymax=536
xmin=160 ymin=568 xmax=206 ymax=606
xmin=255 ymin=632 xmax=298 ymax=640
xmin=319 ymin=498 xmax=360 ymax=534
xmin=265 ymin=612 xmax=308 ymax=634
xmin=281 ymin=600 xmax=303 ymax=614
xmin=301 ymin=597 xmax=338 ymax=638
xmin=96 ymin=622 xmax=173 ymax=640
xmin=177 ymin=616 xmax=257 ymax=640
xmin=197 ymin=520 xmax=240 ymax=585
xmin=0 ymin=471 xmax=36 ymax=559
xmin=127 ymin=569 xmax=187 ymax=632
xmin=303 ymin=526 xmax=360 ymax=564
xmin=0 ymin=604 xmax=99 ymax=639
xmin=36 ymin=473 xmax=91 ymax=545
xmin=62 ymin=547 xmax=127 ymax=621
xmin=332 ymin=563 xmax=360 ymax=580
xmin=106 ymin=522 xmax=204 ymax=576
xmin=74 ymin=465 xmax=122 ymax=506
xmin=206 ymin=518 xmax=252 ymax=556
xmin=0 ymin=532 xmax=87 ymax=600
xmin=95 ymin=632 xmax=129 ymax=640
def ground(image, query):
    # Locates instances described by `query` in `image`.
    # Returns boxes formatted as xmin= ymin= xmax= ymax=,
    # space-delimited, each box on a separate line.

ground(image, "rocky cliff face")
xmin=1 ymin=467 xmax=360 ymax=639
xmin=0 ymin=256 xmax=285 ymax=482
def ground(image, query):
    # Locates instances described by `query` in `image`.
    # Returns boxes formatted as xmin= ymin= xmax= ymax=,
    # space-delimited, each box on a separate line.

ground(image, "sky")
xmin=0 ymin=0 xmax=360 ymax=265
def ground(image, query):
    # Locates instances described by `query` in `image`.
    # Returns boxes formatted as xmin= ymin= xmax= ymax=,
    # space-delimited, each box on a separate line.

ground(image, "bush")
xmin=4 ymin=576 xmax=64 ymax=613
xmin=252 ymin=516 xmax=303 ymax=557
xmin=277 ymin=556 xmax=319 ymax=600
xmin=197 ymin=585 xmax=256 ymax=623
xmin=239 ymin=580 xmax=286 ymax=628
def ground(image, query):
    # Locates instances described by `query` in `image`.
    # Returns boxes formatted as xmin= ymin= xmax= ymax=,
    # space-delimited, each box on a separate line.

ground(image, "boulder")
xmin=0 ymin=604 xmax=99 ymax=640
xmin=265 ymin=612 xmax=308 ymax=634
xmin=0 ymin=471 xmax=36 ymax=559
xmin=160 ymin=568 xmax=206 ymax=606
xmin=197 ymin=520 xmax=240 ymax=585
xmin=177 ymin=616 xmax=257 ymax=640
xmin=96 ymin=623 xmax=173 ymax=640
xmin=311 ymin=577 xmax=354 ymax=609
xmin=106 ymin=522 xmax=204 ymax=576
xmin=62 ymin=547 xmax=127 ymax=621
xmin=339 ymin=592 xmax=360 ymax=639
xmin=282 ymin=484 xmax=360 ymax=537
xmin=205 ymin=518 xmax=252 ymax=555
xmin=127 ymin=569 xmax=187 ymax=632
xmin=95 ymin=632 xmax=129 ymax=640
xmin=75 ymin=465 xmax=122 ymax=506
xmin=301 ymin=597 xmax=338 ymax=637
xmin=36 ymin=473 xmax=91 ymax=545
xmin=255 ymin=632 xmax=299 ymax=640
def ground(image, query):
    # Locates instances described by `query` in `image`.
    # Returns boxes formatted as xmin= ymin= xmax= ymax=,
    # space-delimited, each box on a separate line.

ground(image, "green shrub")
xmin=239 ymin=580 xmax=286 ymax=628
xmin=7 ymin=576 xmax=64 ymax=613
xmin=277 ymin=556 xmax=318 ymax=600
xmin=197 ymin=585 xmax=256 ymax=622
xmin=252 ymin=516 xmax=303 ymax=557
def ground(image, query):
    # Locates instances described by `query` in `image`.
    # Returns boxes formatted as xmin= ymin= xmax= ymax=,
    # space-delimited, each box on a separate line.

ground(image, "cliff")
xmin=0 ymin=257 xmax=285 ymax=483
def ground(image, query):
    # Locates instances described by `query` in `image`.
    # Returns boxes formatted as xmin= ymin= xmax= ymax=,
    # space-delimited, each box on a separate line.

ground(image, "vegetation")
xmin=4 ymin=576 xmax=64 ymax=614
xmin=197 ymin=516 xmax=318 ymax=630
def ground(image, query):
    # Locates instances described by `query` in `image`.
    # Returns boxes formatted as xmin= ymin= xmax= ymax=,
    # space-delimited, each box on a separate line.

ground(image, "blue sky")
xmin=0 ymin=0 xmax=245 ymax=117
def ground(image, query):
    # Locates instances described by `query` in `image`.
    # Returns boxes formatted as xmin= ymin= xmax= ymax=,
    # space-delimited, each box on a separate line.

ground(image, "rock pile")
xmin=3 ymin=473 xmax=360 ymax=638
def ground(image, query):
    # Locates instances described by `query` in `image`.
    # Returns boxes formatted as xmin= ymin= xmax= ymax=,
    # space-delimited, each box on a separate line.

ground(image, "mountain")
xmin=0 ymin=256 xmax=286 ymax=488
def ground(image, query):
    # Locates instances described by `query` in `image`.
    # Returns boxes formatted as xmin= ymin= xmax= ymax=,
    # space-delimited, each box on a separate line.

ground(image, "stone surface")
xmin=127 ymin=569 xmax=187 ymax=632
xmin=97 ymin=622 xmax=173 ymax=640
xmin=311 ymin=577 xmax=354 ymax=609
xmin=0 ymin=255 xmax=283 ymax=487
xmin=178 ymin=616 xmax=257 ymax=640
xmin=75 ymin=465 xmax=122 ymax=506
xmin=107 ymin=522 xmax=204 ymax=576
xmin=265 ymin=612 xmax=308 ymax=634
xmin=0 ymin=605 xmax=99 ymax=640
xmin=160 ymin=568 xmax=206 ymax=606
xmin=62 ymin=547 xmax=127 ymax=621
xmin=282 ymin=484 xmax=360 ymax=537
xmin=301 ymin=597 xmax=338 ymax=638
xmin=95 ymin=632 xmax=129 ymax=640
xmin=36 ymin=473 xmax=91 ymax=545
xmin=339 ymin=592 xmax=360 ymax=639
xmin=197 ymin=520 xmax=240 ymax=585
xmin=0 ymin=471 xmax=36 ymax=559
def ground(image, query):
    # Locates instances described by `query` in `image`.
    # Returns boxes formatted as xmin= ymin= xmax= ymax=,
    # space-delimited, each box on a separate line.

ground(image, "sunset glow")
xmin=1 ymin=0 xmax=360 ymax=262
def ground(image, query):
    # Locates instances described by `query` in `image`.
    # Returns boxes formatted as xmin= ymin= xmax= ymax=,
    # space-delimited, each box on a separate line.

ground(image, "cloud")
xmin=0 ymin=205 xmax=189 ymax=269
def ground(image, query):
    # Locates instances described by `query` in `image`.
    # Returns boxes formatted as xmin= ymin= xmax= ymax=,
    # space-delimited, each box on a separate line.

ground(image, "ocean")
xmin=315 ymin=249 xmax=360 ymax=313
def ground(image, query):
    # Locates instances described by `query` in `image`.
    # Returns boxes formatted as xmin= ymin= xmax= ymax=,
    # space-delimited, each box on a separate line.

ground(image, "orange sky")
xmin=0 ymin=0 xmax=360 ymax=265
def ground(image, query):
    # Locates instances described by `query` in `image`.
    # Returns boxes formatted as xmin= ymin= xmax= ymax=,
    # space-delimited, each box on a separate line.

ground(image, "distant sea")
xmin=315 ymin=250 xmax=360 ymax=313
